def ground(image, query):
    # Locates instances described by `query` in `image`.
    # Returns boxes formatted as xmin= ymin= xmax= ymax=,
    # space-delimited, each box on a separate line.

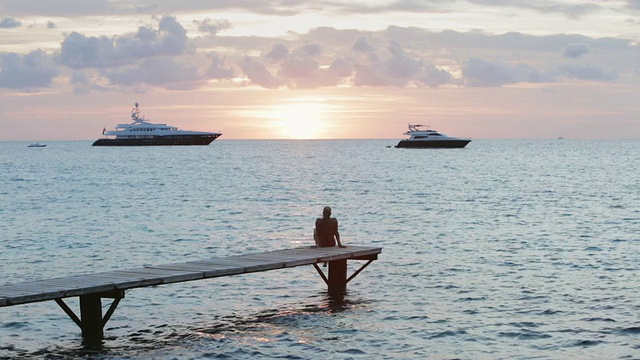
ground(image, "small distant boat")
xmin=395 ymin=124 xmax=471 ymax=148
xmin=27 ymin=143 xmax=46 ymax=147
xmin=93 ymin=103 xmax=222 ymax=146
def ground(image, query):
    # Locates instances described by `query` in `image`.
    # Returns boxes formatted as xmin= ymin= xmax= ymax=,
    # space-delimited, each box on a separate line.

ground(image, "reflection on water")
xmin=0 ymin=140 xmax=639 ymax=359
xmin=8 ymin=290 xmax=370 ymax=359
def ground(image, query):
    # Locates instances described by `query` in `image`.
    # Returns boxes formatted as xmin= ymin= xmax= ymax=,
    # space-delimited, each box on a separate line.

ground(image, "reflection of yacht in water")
xmin=92 ymin=103 xmax=222 ymax=146
xmin=395 ymin=124 xmax=471 ymax=149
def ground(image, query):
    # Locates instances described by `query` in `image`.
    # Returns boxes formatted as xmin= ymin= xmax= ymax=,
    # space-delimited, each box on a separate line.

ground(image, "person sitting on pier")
xmin=314 ymin=206 xmax=346 ymax=248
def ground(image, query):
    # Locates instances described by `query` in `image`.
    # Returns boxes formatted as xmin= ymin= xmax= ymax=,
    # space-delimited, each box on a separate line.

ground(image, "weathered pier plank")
xmin=0 ymin=245 xmax=381 ymax=344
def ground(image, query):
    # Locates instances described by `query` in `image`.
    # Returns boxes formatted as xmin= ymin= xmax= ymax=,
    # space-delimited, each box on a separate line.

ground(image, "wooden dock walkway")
xmin=0 ymin=245 xmax=381 ymax=344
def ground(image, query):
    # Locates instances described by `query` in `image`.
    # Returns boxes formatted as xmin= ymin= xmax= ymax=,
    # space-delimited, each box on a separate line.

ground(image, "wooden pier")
xmin=0 ymin=245 xmax=381 ymax=344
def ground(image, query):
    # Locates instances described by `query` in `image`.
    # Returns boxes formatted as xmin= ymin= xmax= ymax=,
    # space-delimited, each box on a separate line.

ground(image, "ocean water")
xmin=0 ymin=139 xmax=638 ymax=359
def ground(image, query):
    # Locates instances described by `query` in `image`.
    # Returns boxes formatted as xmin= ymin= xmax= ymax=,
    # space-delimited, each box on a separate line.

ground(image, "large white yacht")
xmin=92 ymin=103 xmax=222 ymax=146
xmin=395 ymin=124 xmax=470 ymax=148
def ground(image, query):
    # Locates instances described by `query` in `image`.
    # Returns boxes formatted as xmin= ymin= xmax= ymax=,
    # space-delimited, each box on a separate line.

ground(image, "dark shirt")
xmin=315 ymin=217 xmax=339 ymax=247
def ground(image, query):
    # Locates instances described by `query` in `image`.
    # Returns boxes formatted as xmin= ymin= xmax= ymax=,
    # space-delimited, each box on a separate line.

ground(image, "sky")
xmin=0 ymin=0 xmax=639 ymax=141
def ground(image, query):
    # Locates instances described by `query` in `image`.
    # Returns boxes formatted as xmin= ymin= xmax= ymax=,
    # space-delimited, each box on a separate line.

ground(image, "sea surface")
xmin=0 ymin=139 xmax=638 ymax=359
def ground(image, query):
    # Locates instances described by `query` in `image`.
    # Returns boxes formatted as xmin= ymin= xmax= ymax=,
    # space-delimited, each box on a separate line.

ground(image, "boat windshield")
xmin=408 ymin=124 xmax=434 ymax=132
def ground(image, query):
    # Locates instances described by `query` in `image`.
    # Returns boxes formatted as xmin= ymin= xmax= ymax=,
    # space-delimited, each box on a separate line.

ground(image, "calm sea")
xmin=0 ymin=139 xmax=638 ymax=359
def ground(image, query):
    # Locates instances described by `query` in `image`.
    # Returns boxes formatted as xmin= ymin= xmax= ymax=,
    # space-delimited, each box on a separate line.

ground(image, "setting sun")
xmin=257 ymin=97 xmax=339 ymax=139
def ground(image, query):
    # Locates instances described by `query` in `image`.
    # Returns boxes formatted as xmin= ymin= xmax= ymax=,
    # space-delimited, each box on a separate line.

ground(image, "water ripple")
xmin=1 ymin=140 xmax=639 ymax=359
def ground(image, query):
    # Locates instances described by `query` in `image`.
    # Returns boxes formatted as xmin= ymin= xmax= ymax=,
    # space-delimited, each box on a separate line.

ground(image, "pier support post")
xmin=328 ymin=259 xmax=348 ymax=295
xmin=79 ymin=294 xmax=103 ymax=344
xmin=55 ymin=290 xmax=123 ymax=345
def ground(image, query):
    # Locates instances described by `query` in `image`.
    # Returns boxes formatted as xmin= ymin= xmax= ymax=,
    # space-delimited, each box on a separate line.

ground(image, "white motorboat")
xmin=395 ymin=124 xmax=470 ymax=148
xmin=93 ymin=103 xmax=222 ymax=146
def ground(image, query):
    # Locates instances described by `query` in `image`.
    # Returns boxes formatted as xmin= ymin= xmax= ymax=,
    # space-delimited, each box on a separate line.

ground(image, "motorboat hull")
xmin=395 ymin=139 xmax=470 ymax=148
xmin=92 ymin=135 xmax=220 ymax=146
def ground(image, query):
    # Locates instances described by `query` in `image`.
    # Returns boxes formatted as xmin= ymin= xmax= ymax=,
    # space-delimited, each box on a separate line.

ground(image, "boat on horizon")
xmin=27 ymin=143 xmax=47 ymax=147
xmin=92 ymin=103 xmax=222 ymax=146
xmin=395 ymin=124 xmax=471 ymax=148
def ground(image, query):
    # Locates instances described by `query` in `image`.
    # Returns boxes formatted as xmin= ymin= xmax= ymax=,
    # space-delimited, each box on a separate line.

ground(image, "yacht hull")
xmin=395 ymin=139 xmax=470 ymax=148
xmin=92 ymin=135 xmax=220 ymax=146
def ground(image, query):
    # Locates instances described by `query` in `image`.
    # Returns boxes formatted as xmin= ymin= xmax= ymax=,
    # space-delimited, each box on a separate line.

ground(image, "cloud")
xmin=221 ymin=28 xmax=626 ymax=89
xmin=266 ymin=42 xmax=328 ymax=87
xmin=327 ymin=57 xmax=353 ymax=78
xmin=278 ymin=57 xmax=339 ymax=88
xmin=279 ymin=57 xmax=319 ymax=78
xmin=353 ymin=61 xmax=387 ymax=86
xmin=297 ymin=42 xmax=323 ymax=57
xmin=59 ymin=15 xmax=189 ymax=69
xmin=559 ymin=64 xmax=617 ymax=81
xmin=1 ymin=0 xmax=117 ymax=17
xmin=238 ymin=39 xmax=426 ymax=89
xmin=463 ymin=0 xmax=602 ymax=18
xmin=239 ymin=57 xmax=284 ymax=88
xmin=193 ymin=18 xmax=232 ymax=36
xmin=381 ymin=26 xmax=632 ymax=56
xmin=0 ymin=50 xmax=58 ymax=89
xmin=627 ymin=0 xmax=640 ymax=9
xmin=303 ymin=27 xmax=365 ymax=49
xmin=60 ymin=32 xmax=115 ymax=68
xmin=264 ymin=43 xmax=290 ymax=62
xmin=351 ymin=36 xmax=375 ymax=52
xmin=0 ymin=0 xmax=622 ymax=21
xmin=382 ymin=40 xmax=422 ymax=78
xmin=2 ymin=0 xmax=303 ymax=17
xmin=236 ymin=52 xmax=343 ymax=89
xmin=417 ymin=65 xmax=457 ymax=88
xmin=103 ymin=57 xmax=204 ymax=90
xmin=71 ymin=70 xmax=108 ymax=94
xmin=353 ymin=40 xmax=424 ymax=86
xmin=563 ymin=42 xmax=590 ymax=58
xmin=462 ymin=58 xmax=553 ymax=86
xmin=206 ymin=52 xmax=235 ymax=79
xmin=0 ymin=18 xmax=21 ymax=28
xmin=46 ymin=21 xmax=57 ymax=29
xmin=3 ymin=17 xmax=634 ymax=93
xmin=280 ymin=57 xmax=351 ymax=88
xmin=307 ymin=0 xmax=603 ymax=18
